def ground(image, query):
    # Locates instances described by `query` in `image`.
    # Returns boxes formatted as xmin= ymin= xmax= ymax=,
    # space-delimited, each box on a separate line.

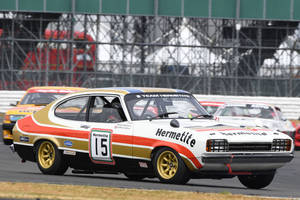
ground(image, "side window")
xmin=55 ymin=96 xmax=89 ymax=121
xmin=88 ymin=96 xmax=127 ymax=123
xmin=88 ymin=96 xmax=105 ymax=122
xmin=130 ymin=99 xmax=158 ymax=120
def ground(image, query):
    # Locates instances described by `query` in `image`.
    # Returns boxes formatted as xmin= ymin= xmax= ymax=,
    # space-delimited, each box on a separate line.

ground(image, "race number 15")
xmin=89 ymin=129 xmax=114 ymax=164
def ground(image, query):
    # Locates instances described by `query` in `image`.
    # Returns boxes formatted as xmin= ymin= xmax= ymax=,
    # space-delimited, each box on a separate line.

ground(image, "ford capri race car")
xmin=2 ymin=86 xmax=84 ymax=145
xmin=12 ymin=88 xmax=294 ymax=189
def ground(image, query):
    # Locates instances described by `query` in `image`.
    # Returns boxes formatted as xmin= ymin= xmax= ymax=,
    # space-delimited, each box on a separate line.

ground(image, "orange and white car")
xmin=199 ymin=101 xmax=224 ymax=115
xmin=2 ymin=86 xmax=84 ymax=145
xmin=12 ymin=87 xmax=294 ymax=189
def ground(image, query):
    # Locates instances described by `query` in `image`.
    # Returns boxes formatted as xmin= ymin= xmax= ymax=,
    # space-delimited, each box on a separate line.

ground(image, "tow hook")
xmin=9 ymin=144 xmax=15 ymax=153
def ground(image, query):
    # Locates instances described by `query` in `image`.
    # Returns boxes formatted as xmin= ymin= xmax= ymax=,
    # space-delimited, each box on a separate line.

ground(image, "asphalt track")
xmin=0 ymin=126 xmax=300 ymax=199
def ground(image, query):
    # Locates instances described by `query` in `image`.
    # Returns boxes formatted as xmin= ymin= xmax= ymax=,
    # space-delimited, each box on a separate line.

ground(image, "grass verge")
xmin=0 ymin=182 xmax=292 ymax=200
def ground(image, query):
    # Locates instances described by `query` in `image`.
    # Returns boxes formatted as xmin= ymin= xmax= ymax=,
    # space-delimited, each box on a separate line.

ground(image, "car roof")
xmin=223 ymin=101 xmax=274 ymax=108
xmin=199 ymin=101 xmax=225 ymax=106
xmin=26 ymin=86 xmax=85 ymax=93
xmin=77 ymin=87 xmax=189 ymax=96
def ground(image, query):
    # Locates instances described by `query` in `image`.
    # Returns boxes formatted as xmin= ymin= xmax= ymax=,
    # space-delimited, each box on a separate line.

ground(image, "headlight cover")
xmin=206 ymin=139 xmax=229 ymax=152
xmin=9 ymin=115 xmax=25 ymax=122
xmin=271 ymin=139 xmax=292 ymax=152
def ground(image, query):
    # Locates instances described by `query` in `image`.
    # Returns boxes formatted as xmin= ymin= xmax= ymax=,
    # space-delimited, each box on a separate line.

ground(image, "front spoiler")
xmin=202 ymin=153 xmax=294 ymax=164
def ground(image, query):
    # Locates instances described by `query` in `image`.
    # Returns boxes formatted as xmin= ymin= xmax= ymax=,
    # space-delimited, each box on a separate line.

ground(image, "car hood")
xmin=6 ymin=105 xmax=45 ymax=115
xmin=147 ymin=119 xmax=290 ymax=143
xmin=215 ymin=116 xmax=295 ymax=132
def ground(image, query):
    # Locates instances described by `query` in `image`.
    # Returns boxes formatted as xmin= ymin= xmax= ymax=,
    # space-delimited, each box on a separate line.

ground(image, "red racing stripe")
xmin=112 ymin=134 xmax=202 ymax=168
xmin=195 ymin=128 xmax=270 ymax=132
xmin=18 ymin=116 xmax=89 ymax=139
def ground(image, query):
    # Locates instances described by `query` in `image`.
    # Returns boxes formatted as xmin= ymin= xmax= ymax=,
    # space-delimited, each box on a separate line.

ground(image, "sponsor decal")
xmin=137 ymin=94 xmax=190 ymax=98
xmin=220 ymin=132 xmax=267 ymax=136
xmin=114 ymin=124 xmax=131 ymax=130
xmin=19 ymin=136 xmax=29 ymax=142
xmin=89 ymin=129 xmax=115 ymax=165
xmin=64 ymin=140 xmax=73 ymax=147
xmin=63 ymin=150 xmax=76 ymax=156
xmin=139 ymin=162 xmax=148 ymax=168
xmin=155 ymin=128 xmax=196 ymax=147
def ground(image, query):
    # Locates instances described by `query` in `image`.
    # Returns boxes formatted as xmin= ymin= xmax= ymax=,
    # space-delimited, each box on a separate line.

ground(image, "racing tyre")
xmin=35 ymin=140 xmax=68 ymax=175
xmin=2 ymin=138 xmax=12 ymax=145
xmin=238 ymin=171 xmax=276 ymax=189
xmin=124 ymin=173 xmax=146 ymax=181
xmin=2 ymin=131 xmax=12 ymax=145
xmin=153 ymin=147 xmax=190 ymax=184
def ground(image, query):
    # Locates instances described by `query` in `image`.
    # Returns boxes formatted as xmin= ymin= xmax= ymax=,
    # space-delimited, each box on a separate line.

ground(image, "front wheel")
xmin=2 ymin=131 xmax=12 ymax=145
xmin=2 ymin=138 xmax=12 ymax=145
xmin=238 ymin=171 xmax=276 ymax=189
xmin=35 ymin=140 xmax=68 ymax=175
xmin=153 ymin=147 xmax=190 ymax=184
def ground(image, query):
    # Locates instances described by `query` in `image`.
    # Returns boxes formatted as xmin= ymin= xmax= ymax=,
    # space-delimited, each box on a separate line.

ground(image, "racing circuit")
xmin=0 ymin=121 xmax=300 ymax=199
xmin=1 ymin=0 xmax=300 ymax=199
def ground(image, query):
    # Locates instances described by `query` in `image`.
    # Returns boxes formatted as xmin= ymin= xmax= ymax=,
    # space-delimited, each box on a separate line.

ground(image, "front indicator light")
xmin=4 ymin=115 xmax=10 ymax=122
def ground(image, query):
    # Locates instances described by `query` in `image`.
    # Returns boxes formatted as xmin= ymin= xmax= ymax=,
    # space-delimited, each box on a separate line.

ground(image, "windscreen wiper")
xmin=149 ymin=112 xmax=178 ymax=121
xmin=190 ymin=114 xmax=213 ymax=120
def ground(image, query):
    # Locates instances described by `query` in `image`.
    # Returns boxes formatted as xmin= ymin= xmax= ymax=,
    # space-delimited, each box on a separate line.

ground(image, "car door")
xmin=85 ymin=95 xmax=133 ymax=165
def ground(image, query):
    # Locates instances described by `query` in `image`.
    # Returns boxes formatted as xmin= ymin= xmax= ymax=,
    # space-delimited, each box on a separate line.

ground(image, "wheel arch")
xmin=150 ymin=144 xmax=196 ymax=171
xmin=33 ymin=137 xmax=60 ymax=153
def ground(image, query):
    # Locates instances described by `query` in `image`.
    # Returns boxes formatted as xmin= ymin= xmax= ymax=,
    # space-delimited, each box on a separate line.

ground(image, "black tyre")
xmin=153 ymin=147 xmax=190 ymax=184
xmin=35 ymin=140 xmax=68 ymax=175
xmin=124 ymin=173 xmax=146 ymax=181
xmin=238 ymin=171 xmax=276 ymax=189
xmin=2 ymin=131 xmax=12 ymax=145
xmin=2 ymin=138 xmax=12 ymax=145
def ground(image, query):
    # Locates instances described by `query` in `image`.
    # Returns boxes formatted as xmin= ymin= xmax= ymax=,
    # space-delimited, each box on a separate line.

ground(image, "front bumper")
xmin=2 ymin=123 xmax=15 ymax=140
xmin=202 ymin=153 xmax=294 ymax=164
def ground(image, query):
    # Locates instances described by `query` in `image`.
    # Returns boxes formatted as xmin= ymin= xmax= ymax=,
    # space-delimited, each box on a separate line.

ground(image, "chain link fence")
xmin=0 ymin=13 xmax=299 ymax=96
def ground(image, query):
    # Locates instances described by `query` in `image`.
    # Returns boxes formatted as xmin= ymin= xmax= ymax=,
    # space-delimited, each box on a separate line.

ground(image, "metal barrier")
xmin=0 ymin=91 xmax=25 ymax=114
xmin=0 ymin=90 xmax=300 ymax=120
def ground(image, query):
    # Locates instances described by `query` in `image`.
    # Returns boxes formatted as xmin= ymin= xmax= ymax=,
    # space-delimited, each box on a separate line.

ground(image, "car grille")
xmin=206 ymin=139 xmax=292 ymax=152
xmin=229 ymin=143 xmax=271 ymax=152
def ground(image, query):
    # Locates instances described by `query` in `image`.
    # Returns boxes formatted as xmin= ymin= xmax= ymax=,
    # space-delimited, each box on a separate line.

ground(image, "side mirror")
xmin=10 ymin=101 xmax=19 ymax=106
xmin=170 ymin=119 xmax=180 ymax=128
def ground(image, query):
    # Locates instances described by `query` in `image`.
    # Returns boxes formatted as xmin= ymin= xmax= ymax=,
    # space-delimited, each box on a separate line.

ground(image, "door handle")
xmin=80 ymin=125 xmax=90 ymax=129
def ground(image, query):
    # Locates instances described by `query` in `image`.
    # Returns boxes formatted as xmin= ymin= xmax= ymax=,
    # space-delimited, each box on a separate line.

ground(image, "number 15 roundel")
xmin=89 ymin=129 xmax=115 ymax=165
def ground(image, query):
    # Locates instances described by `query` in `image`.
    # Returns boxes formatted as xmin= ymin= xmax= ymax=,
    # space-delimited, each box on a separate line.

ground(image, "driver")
xmin=104 ymin=98 xmax=126 ymax=122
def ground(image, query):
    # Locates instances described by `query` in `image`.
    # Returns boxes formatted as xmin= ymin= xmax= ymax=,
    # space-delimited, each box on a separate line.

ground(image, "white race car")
xmin=214 ymin=102 xmax=296 ymax=139
xmin=12 ymin=88 xmax=294 ymax=189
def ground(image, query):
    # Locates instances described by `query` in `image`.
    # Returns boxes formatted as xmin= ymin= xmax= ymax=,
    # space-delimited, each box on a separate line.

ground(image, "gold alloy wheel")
xmin=156 ymin=150 xmax=178 ymax=179
xmin=38 ymin=141 xmax=56 ymax=169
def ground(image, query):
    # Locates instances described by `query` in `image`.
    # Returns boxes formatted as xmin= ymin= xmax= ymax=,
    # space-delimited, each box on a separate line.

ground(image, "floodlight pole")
xmin=235 ymin=23 xmax=241 ymax=95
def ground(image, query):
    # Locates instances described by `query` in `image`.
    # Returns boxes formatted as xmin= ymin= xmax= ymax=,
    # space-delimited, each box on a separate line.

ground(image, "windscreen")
xmin=124 ymin=93 xmax=208 ymax=120
xmin=20 ymin=93 xmax=66 ymax=105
